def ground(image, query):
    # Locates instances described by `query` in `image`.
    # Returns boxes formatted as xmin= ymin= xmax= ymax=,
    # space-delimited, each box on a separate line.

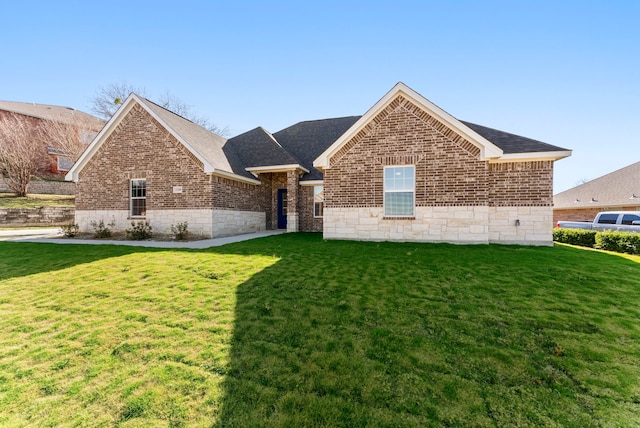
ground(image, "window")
xmin=57 ymin=156 xmax=73 ymax=172
xmin=622 ymin=214 xmax=640 ymax=225
xmin=313 ymin=185 xmax=324 ymax=217
xmin=384 ymin=166 xmax=415 ymax=217
xmin=596 ymin=213 xmax=618 ymax=224
xmin=130 ymin=179 xmax=146 ymax=217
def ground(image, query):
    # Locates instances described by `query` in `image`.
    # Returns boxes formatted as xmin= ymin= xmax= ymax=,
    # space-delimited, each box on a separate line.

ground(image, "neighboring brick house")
xmin=67 ymin=83 xmax=571 ymax=245
xmin=553 ymin=161 xmax=640 ymax=224
xmin=0 ymin=101 xmax=104 ymax=178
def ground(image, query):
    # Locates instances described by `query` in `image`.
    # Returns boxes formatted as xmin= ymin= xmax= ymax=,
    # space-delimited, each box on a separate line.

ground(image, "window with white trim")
xmin=130 ymin=179 xmax=146 ymax=217
xmin=313 ymin=185 xmax=324 ymax=217
xmin=384 ymin=166 xmax=415 ymax=217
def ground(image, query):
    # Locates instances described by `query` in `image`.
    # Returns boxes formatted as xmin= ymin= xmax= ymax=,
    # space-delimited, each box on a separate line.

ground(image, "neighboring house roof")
xmin=314 ymin=82 xmax=571 ymax=169
xmin=273 ymin=116 xmax=361 ymax=181
xmin=0 ymin=100 xmax=104 ymax=131
xmin=554 ymin=161 xmax=640 ymax=209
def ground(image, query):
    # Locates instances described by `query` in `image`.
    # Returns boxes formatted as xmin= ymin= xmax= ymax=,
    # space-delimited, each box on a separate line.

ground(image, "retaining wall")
xmin=0 ymin=207 xmax=75 ymax=226
xmin=0 ymin=180 xmax=75 ymax=195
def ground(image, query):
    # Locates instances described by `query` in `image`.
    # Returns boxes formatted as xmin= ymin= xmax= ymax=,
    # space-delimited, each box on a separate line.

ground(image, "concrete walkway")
xmin=0 ymin=228 xmax=285 ymax=249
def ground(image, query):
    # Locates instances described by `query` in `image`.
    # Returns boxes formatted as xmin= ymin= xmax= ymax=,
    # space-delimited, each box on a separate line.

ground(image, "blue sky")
xmin=2 ymin=0 xmax=638 ymax=192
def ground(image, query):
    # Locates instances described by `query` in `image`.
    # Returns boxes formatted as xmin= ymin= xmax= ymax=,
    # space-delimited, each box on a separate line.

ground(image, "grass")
xmin=0 ymin=193 xmax=75 ymax=208
xmin=0 ymin=234 xmax=639 ymax=426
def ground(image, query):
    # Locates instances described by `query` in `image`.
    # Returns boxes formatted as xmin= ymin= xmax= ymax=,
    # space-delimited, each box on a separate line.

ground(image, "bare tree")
xmin=0 ymin=113 xmax=49 ymax=196
xmin=91 ymin=82 xmax=228 ymax=136
xmin=40 ymin=116 xmax=100 ymax=164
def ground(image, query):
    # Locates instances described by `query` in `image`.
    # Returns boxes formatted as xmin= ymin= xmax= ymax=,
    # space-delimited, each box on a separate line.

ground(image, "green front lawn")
xmin=1 ymin=234 xmax=639 ymax=426
xmin=0 ymin=193 xmax=75 ymax=208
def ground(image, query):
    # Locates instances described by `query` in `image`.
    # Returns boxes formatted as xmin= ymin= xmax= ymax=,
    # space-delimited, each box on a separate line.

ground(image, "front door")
xmin=277 ymin=189 xmax=287 ymax=229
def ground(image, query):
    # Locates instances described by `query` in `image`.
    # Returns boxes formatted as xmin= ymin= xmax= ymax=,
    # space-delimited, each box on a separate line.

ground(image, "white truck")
xmin=556 ymin=211 xmax=640 ymax=232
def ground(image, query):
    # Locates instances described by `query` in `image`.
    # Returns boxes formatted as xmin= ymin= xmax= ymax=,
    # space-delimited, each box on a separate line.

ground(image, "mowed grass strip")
xmin=0 ymin=234 xmax=639 ymax=427
xmin=0 ymin=193 xmax=75 ymax=208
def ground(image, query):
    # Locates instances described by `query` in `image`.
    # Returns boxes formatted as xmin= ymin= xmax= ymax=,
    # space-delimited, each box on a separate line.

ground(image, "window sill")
xmin=383 ymin=217 xmax=415 ymax=220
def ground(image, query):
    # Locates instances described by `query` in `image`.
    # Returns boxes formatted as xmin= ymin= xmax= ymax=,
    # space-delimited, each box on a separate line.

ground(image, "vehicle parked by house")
xmin=556 ymin=211 xmax=640 ymax=232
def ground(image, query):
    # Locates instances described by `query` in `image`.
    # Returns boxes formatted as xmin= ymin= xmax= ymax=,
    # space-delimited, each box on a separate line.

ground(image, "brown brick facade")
xmin=489 ymin=161 xmax=554 ymax=207
xmin=324 ymin=95 xmax=552 ymax=211
xmin=298 ymin=185 xmax=323 ymax=232
xmin=76 ymin=104 xmax=214 ymax=212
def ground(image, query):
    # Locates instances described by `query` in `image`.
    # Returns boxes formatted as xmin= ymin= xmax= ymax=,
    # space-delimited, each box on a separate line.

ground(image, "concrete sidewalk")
xmin=0 ymin=229 xmax=285 ymax=249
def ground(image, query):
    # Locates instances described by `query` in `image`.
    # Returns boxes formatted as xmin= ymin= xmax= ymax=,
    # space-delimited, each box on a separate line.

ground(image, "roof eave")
xmin=490 ymin=150 xmax=573 ymax=163
xmin=208 ymin=167 xmax=262 ymax=185
xmin=245 ymin=164 xmax=310 ymax=174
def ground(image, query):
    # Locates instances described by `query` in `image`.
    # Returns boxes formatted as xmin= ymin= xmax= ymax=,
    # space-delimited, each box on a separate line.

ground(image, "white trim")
xmin=313 ymin=185 xmax=324 ymax=218
xmin=210 ymin=169 xmax=262 ymax=185
xmin=490 ymin=150 xmax=573 ymax=162
xmin=130 ymin=178 xmax=147 ymax=218
xmin=300 ymin=180 xmax=324 ymax=186
xmin=383 ymin=165 xmax=415 ymax=218
xmin=245 ymin=164 xmax=310 ymax=174
xmin=313 ymin=82 xmax=504 ymax=169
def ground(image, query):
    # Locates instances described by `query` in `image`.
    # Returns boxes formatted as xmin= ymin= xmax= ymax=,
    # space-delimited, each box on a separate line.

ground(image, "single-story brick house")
xmin=66 ymin=83 xmax=571 ymax=245
xmin=553 ymin=161 xmax=640 ymax=224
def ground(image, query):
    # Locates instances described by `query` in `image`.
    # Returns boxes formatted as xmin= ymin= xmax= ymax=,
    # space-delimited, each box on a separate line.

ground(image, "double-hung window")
xmin=384 ymin=166 xmax=415 ymax=217
xmin=130 ymin=179 xmax=146 ymax=217
xmin=313 ymin=185 xmax=324 ymax=217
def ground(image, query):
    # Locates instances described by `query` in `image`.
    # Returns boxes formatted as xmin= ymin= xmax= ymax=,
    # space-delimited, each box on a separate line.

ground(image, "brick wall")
xmin=325 ymin=95 xmax=488 ymax=208
xmin=324 ymin=95 xmax=552 ymax=211
xmin=489 ymin=161 xmax=554 ymax=206
xmin=298 ymin=185 xmax=323 ymax=232
xmin=77 ymin=104 xmax=215 ymax=212
xmin=553 ymin=206 xmax=640 ymax=225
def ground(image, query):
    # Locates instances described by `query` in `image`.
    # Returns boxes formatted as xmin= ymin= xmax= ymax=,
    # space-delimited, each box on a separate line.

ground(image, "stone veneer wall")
xmin=323 ymin=206 xmax=553 ymax=246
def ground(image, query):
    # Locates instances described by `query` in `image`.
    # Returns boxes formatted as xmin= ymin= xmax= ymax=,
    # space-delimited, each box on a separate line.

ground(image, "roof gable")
xmin=554 ymin=161 xmax=640 ymax=209
xmin=314 ymin=83 xmax=571 ymax=169
xmin=225 ymin=127 xmax=300 ymax=172
xmin=66 ymin=94 xmax=259 ymax=184
xmin=314 ymin=83 xmax=505 ymax=169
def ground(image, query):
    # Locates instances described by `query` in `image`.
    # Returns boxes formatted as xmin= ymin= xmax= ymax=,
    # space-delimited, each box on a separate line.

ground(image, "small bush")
xmin=171 ymin=222 xmax=189 ymax=241
xmin=90 ymin=219 xmax=115 ymax=239
xmin=126 ymin=221 xmax=152 ymax=240
xmin=596 ymin=231 xmax=640 ymax=255
xmin=60 ymin=223 xmax=79 ymax=238
xmin=552 ymin=228 xmax=597 ymax=248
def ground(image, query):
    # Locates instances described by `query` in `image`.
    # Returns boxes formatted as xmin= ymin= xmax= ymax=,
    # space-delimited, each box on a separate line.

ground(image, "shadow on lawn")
xmin=211 ymin=234 xmax=640 ymax=427
xmin=0 ymin=241 xmax=162 ymax=281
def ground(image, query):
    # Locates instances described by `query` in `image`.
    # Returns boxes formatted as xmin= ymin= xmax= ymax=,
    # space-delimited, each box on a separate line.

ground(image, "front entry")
xmin=277 ymin=189 xmax=287 ymax=229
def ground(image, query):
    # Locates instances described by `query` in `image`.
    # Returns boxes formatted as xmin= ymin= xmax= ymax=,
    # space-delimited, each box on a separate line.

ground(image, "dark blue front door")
xmin=277 ymin=189 xmax=287 ymax=229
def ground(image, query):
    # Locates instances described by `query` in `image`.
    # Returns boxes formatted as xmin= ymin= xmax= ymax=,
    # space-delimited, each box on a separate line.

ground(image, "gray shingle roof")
xmin=0 ymin=100 xmax=104 ymax=131
xmin=554 ymin=161 xmax=640 ymax=209
xmin=224 ymin=127 xmax=301 ymax=176
xmin=136 ymin=96 xmax=235 ymax=175
xmin=460 ymin=121 xmax=568 ymax=154
xmin=273 ymin=116 xmax=361 ymax=181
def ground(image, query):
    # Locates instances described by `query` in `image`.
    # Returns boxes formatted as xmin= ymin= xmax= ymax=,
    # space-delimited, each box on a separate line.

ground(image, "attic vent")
xmin=631 ymin=194 xmax=638 ymax=199
xmin=574 ymin=199 xmax=580 ymax=203
xmin=590 ymin=198 xmax=598 ymax=203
